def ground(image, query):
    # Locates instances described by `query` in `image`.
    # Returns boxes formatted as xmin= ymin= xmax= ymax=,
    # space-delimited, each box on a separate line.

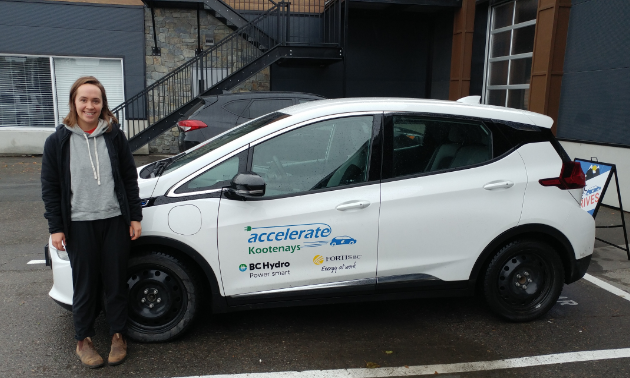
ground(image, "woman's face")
xmin=74 ymin=84 xmax=103 ymax=129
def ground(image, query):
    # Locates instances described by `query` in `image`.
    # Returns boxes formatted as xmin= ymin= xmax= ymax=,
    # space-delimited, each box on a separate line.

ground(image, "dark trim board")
xmin=557 ymin=138 xmax=630 ymax=150
xmin=349 ymin=0 xmax=461 ymax=6
xmin=226 ymin=280 xmax=475 ymax=312
xmin=1 ymin=0 xmax=144 ymax=8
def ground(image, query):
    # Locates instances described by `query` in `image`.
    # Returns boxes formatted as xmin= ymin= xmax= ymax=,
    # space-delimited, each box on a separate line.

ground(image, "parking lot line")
xmin=583 ymin=273 xmax=630 ymax=302
xmin=26 ymin=260 xmax=46 ymax=265
xmin=178 ymin=348 xmax=630 ymax=378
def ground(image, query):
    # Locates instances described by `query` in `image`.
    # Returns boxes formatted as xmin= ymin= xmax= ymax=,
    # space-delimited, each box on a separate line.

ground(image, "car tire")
xmin=126 ymin=251 xmax=200 ymax=342
xmin=483 ymin=239 xmax=564 ymax=322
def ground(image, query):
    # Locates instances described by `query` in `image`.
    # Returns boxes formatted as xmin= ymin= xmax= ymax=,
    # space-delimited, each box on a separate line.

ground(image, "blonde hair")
xmin=63 ymin=76 xmax=118 ymax=132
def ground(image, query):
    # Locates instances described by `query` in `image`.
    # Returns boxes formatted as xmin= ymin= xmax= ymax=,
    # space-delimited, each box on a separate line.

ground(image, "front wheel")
xmin=483 ymin=239 xmax=564 ymax=322
xmin=126 ymin=251 xmax=200 ymax=342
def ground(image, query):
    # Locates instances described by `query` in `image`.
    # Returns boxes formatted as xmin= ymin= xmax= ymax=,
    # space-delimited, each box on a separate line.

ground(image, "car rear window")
xmin=247 ymin=99 xmax=294 ymax=119
xmin=162 ymin=112 xmax=290 ymax=175
xmin=223 ymin=99 xmax=250 ymax=116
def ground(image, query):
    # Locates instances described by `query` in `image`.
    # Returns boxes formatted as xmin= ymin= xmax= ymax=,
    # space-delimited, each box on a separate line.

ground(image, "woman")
xmin=41 ymin=76 xmax=143 ymax=368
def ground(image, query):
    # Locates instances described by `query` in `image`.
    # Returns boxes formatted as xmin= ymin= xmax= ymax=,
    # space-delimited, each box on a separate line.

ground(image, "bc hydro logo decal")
xmin=239 ymin=264 xmax=247 ymax=272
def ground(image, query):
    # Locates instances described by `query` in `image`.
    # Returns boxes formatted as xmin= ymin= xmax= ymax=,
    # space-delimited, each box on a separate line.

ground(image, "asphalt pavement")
xmin=1 ymin=154 xmax=630 ymax=378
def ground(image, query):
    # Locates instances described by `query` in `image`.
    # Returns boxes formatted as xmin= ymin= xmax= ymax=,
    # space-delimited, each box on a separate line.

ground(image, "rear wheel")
xmin=126 ymin=251 xmax=199 ymax=342
xmin=483 ymin=239 xmax=564 ymax=322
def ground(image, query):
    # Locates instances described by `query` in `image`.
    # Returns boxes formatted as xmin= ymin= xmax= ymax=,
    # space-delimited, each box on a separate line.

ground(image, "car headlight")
xmin=56 ymin=249 xmax=69 ymax=261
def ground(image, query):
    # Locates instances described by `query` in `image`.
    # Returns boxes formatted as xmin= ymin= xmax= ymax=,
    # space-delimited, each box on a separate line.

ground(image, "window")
xmin=0 ymin=56 xmax=55 ymax=128
xmin=391 ymin=115 xmax=492 ymax=178
xmin=247 ymin=99 xmax=294 ymax=119
xmin=251 ymin=116 xmax=374 ymax=197
xmin=175 ymin=155 xmax=242 ymax=194
xmin=223 ymin=99 xmax=250 ymax=116
xmin=163 ymin=112 xmax=290 ymax=175
xmin=53 ymin=57 xmax=124 ymax=124
xmin=484 ymin=0 xmax=537 ymax=110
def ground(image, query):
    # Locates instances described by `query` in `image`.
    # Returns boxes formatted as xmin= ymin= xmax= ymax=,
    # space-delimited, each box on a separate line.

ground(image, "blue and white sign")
xmin=575 ymin=159 xmax=614 ymax=216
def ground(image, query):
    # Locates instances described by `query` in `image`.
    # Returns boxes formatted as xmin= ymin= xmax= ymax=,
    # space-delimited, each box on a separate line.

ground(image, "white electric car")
xmin=47 ymin=98 xmax=595 ymax=342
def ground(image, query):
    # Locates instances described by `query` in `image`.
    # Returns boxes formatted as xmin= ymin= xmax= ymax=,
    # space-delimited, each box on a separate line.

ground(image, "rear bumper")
xmin=568 ymin=254 xmax=592 ymax=284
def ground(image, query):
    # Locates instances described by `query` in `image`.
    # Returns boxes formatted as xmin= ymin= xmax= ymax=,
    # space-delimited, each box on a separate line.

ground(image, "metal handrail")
xmin=113 ymin=0 xmax=344 ymax=146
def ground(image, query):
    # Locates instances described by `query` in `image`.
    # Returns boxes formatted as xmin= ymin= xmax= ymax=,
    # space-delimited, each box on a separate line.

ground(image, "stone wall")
xmin=145 ymin=7 xmax=270 ymax=154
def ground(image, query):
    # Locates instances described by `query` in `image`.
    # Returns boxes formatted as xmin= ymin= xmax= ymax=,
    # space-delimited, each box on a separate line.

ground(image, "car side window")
xmin=391 ymin=115 xmax=492 ymax=178
xmin=223 ymin=100 xmax=250 ymax=117
xmin=175 ymin=153 xmax=245 ymax=194
xmin=247 ymin=99 xmax=293 ymax=119
xmin=251 ymin=116 xmax=374 ymax=197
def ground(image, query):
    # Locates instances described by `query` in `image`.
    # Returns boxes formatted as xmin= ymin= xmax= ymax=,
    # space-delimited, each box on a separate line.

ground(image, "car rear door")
xmin=376 ymin=114 xmax=527 ymax=285
xmin=217 ymin=114 xmax=383 ymax=297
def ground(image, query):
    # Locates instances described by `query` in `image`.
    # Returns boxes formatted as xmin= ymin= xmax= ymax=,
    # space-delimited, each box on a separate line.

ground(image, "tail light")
xmin=177 ymin=120 xmax=208 ymax=132
xmin=539 ymin=161 xmax=586 ymax=189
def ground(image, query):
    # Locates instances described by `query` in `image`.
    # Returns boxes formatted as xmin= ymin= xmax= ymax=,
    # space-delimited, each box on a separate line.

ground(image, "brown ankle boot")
xmin=76 ymin=337 xmax=104 ymax=369
xmin=108 ymin=333 xmax=127 ymax=366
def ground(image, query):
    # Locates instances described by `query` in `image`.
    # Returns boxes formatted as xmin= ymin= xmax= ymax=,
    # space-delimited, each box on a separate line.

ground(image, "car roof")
xmin=201 ymin=91 xmax=325 ymax=101
xmin=280 ymin=98 xmax=554 ymax=128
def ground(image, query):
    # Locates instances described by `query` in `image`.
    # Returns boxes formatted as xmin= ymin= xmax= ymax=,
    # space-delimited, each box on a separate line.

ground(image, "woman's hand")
xmin=130 ymin=221 xmax=142 ymax=240
xmin=51 ymin=232 xmax=66 ymax=251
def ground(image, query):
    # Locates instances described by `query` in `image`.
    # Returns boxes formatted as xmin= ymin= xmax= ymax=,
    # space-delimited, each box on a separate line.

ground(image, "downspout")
xmin=342 ymin=0 xmax=349 ymax=97
xmin=196 ymin=3 xmax=203 ymax=56
xmin=148 ymin=1 xmax=161 ymax=56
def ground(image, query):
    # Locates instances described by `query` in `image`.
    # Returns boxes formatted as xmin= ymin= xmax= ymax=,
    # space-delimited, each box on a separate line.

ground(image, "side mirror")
xmin=225 ymin=172 xmax=266 ymax=199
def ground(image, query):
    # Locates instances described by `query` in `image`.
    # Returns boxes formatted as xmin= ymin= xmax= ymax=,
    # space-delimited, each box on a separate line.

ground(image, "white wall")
xmin=560 ymin=141 xmax=630 ymax=209
xmin=0 ymin=128 xmax=149 ymax=155
xmin=0 ymin=128 xmax=54 ymax=155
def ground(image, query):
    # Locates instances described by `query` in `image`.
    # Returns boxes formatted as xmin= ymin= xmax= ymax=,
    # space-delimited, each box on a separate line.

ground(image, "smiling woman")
xmin=41 ymin=76 xmax=142 ymax=369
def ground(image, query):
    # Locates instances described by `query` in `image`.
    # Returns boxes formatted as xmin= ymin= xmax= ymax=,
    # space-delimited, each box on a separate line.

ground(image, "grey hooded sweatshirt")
xmin=65 ymin=120 xmax=122 ymax=221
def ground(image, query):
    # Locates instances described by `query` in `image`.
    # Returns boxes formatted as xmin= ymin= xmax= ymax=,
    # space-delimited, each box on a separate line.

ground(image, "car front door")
xmin=217 ymin=114 xmax=382 ymax=297
xmin=377 ymin=114 xmax=527 ymax=285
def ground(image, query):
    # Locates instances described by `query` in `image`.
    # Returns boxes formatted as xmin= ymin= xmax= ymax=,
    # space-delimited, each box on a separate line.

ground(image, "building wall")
xmin=555 ymin=0 xmax=630 ymax=206
xmin=270 ymin=8 xmax=453 ymax=100
xmin=0 ymin=0 xmax=145 ymax=104
xmin=557 ymin=0 xmax=630 ymax=147
xmin=0 ymin=0 xmax=145 ymax=154
xmin=145 ymin=7 xmax=270 ymax=154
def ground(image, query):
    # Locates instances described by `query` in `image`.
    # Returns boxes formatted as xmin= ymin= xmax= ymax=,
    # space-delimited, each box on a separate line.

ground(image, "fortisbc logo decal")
xmin=313 ymin=255 xmax=324 ymax=265
xmin=313 ymin=255 xmax=361 ymax=265
xmin=246 ymin=223 xmax=332 ymax=243
xmin=239 ymin=264 xmax=247 ymax=272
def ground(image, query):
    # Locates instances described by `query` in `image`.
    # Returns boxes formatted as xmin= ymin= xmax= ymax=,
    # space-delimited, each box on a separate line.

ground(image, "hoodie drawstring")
xmin=83 ymin=133 xmax=101 ymax=186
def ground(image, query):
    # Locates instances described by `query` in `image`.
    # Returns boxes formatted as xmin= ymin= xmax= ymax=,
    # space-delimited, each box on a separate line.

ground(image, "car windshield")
xmin=162 ymin=112 xmax=291 ymax=175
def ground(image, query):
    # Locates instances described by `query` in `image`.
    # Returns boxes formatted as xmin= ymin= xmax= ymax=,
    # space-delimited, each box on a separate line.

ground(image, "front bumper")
xmin=47 ymin=236 xmax=73 ymax=309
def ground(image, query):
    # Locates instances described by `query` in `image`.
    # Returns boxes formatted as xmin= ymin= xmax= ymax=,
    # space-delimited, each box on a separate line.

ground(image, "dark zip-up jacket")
xmin=41 ymin=123 xmax=142 ymax=237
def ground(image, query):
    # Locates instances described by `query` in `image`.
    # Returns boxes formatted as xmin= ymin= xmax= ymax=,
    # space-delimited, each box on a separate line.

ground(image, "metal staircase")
xmin=115 ymin=0 xmax=345 ymax=152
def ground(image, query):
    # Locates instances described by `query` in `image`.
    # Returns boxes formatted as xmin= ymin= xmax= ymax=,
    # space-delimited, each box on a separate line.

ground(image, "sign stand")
xmin=575 ymin=158 xmax=629 ymax=259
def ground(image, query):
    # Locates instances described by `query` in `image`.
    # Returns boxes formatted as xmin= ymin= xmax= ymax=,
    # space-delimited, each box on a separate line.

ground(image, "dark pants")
xmin=67 ymin=215 xmax=130 ymax=341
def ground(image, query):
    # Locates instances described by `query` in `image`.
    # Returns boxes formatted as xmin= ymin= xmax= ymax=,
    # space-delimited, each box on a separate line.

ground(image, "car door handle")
xmin=483 ymin=180 xmax=514 ymax=190
xmin=336 ymin=200 xmax=370 ymax=211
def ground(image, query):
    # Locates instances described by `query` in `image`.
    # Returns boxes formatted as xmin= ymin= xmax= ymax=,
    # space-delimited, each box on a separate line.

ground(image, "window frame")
xmin=244 ymin=112 xmax=384 ymax=201
xmin=482 ymin=0 xmax=537 ymax=109
xmin=168 ymin=145 xmax=249 ymax=197
xmin=382 ymin=113 xmax=503 ymax=182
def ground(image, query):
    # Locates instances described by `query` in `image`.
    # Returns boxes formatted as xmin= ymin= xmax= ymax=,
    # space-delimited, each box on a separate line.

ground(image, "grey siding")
xmin=0 ymin=0 xmax=145 ymax=102
xmin=557 ymin=0 xmax=630 ymax=146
